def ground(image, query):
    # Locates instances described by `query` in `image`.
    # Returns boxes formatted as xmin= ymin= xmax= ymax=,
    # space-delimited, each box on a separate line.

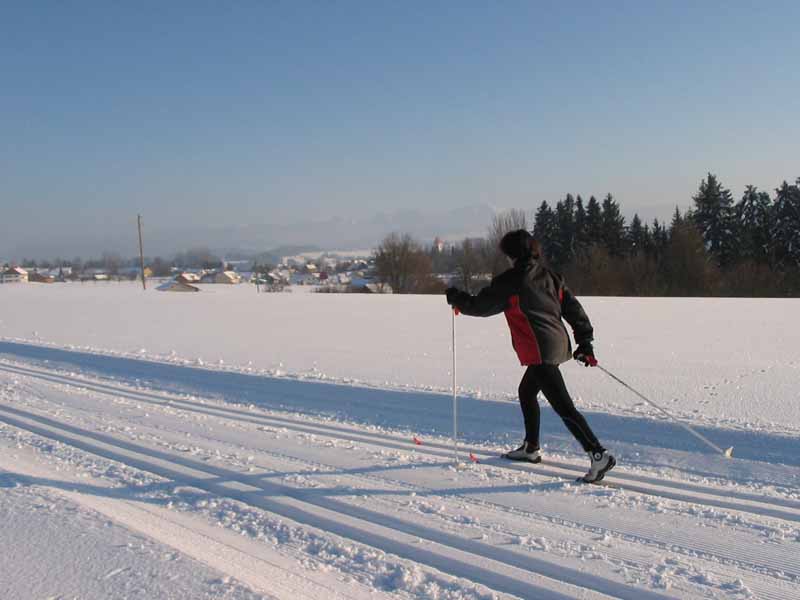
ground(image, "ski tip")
xmin=724 ymin=446 xmax=734 ymax=458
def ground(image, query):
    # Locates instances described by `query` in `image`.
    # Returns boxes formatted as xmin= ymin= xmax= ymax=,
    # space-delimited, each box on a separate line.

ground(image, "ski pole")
xmin=452 ymin=307 xmax=459 ymax=464
xmin=596 ymin=364 xmax=733 ymax=459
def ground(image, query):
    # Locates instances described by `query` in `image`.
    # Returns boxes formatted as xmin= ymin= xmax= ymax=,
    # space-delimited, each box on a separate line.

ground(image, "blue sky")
xmin=2 ymin=1 xmax=799 ymax=258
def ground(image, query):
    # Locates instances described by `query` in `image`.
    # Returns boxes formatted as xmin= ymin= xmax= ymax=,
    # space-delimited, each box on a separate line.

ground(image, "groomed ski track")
xmin=1 ymin=348 xmax=799 ymax=599
xmin=2 ymin=360 xmax=799 ymax=525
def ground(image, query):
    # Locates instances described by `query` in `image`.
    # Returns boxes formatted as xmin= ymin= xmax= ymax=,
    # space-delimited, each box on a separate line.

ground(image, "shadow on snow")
xmin=1 ymin=341 xmax=799 ymax=482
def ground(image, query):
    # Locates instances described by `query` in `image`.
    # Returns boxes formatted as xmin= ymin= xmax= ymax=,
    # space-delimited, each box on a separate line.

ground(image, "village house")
xmin=253 ymin=272 xmax=289 ymax=292
xmin=119 ymin=266 xmax=154 ymax=280
xmin=80 ymin=269 xmax=110 ymax=281
xmin=28 ymin=271 xmax=55 ymax=283
xmin=157 ymin=279 xmax=200 ymax=292
xmin=200 ymin=270 xmax=242 ymax=284
xmin=321 ymin=257 xmax=338 ymax=271
xmin=290 ymin=271 xmax=319 ymax=285
xmin=0 ymin=266 xmax=28 ymax=283
xmin=176 ymin=272 xmax=202 ymax=284
xmin=38 ymin=267 xmax=72 ymax=280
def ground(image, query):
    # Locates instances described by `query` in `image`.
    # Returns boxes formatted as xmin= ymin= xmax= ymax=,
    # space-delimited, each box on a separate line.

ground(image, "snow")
xmin=1 ymin=282 xmax=799 ymax=599
xmin=0 ymin=469 xmax=268 ymax=600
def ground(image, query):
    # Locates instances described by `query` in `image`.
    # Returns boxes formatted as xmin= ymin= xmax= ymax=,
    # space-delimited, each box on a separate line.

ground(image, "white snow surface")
xmin=1 ymin=282 xmax=799 ymax=600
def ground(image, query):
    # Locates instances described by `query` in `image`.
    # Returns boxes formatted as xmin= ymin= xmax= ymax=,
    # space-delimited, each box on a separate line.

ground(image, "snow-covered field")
xmin=1 ymin=282 xmax=798 ymax=599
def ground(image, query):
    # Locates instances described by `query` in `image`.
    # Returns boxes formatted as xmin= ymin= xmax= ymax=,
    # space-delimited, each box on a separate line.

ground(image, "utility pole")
xmin=137 ymin=214 xmax=146 ymax=291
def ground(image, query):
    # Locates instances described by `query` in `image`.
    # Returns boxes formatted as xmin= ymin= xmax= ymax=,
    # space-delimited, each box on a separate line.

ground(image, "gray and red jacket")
xmin=451 ymin=258 xmax=593 ymax=366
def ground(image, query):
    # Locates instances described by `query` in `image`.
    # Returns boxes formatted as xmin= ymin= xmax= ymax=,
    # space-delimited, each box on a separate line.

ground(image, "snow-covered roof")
xmin=157 ymin=280 xmax=200 ymax=292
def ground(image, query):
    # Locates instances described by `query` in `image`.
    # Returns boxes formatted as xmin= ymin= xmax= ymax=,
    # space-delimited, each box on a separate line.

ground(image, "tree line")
xmin=374 ymin=174 xmax=800 ymax=297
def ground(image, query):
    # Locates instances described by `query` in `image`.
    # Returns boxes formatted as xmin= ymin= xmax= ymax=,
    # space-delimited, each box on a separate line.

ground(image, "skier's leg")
xmin=518 ymin=366 xmax=542 ymax=448
xmin=504 ymin=366 xmax=543 ymax=461
xmin=536 ymin=365 xmax=615 ymax=482
xmin=535 ymin=364 xmax=603 ymax=453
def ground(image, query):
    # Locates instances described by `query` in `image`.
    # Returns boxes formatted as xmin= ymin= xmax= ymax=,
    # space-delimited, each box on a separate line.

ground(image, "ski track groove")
xmin=106 ymin=415 xmax=800 ymax=589
xmin=0 ymin=461 xmax=359 ymax=600
xmin=2 ymin=360 xmax=798 ymax=522
xmin=53 ymin=405 xmax=800 ymax=588
xmin=0 ymin=402 xmax=662 ymax=600
xmin=3 ymin=359 xmax=799 ymax=599
xmin=32 ymin=375 xmax=797 ymax=591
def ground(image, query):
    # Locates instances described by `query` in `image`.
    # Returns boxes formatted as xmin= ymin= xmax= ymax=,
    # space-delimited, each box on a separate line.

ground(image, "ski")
xmin=500 ymin=452 xmax=542 ymax=464
xmin=490 ymin=454 xmax=619 ymax=488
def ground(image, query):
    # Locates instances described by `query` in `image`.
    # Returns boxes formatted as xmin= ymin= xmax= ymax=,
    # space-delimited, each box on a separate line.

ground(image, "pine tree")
xmin=551 ymin=194 xmax=576 ymax=269
xmin=600 ymin=193 xmax=626 ymax=256
xmin=692 ymin=173 xmax=737 ymax=267
xmin=641 ymin=223 xmax=654 ymax=256
xmin=651 ymin=219 xmax=669 ymax=257
xmin=533 ymin=201 xmax=557 ymax=261
xmin=574 ymin=195 xmax=589 ymax=250
xmin=735 ymin=185 xmax=773 ymax=264
xmin=585 ymin=196 xmax=603 ymax=246
xmin=627 ymin=213 xmax=646 ymax=255
xmin=670 ymin=206 xmax=685 ymax=233
xmin=771 ymin=179 xmax=800 ymax=268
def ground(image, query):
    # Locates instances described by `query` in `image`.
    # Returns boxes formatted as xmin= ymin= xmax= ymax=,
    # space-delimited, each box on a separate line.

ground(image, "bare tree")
xmin=455 ymin=238 xmax=488 ymax=293
xmin=374 ymin=233 xmax=435 ymax=293
xmin=486 ymin=209 xmax=529 ymax=275
xmin=149 ymin=256 xmax=172 ymax=277
xmin=102 ymin=252 xmax=122 ymax=276
xmin=663 ymin=222 xmax=721 ymax=296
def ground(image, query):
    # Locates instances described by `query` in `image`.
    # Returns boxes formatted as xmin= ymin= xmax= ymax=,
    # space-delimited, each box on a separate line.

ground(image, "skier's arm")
xmin=451 ymin=272 xmax=516 ymax=317
xmin=561 ymin=285 xmax=594 ymax=345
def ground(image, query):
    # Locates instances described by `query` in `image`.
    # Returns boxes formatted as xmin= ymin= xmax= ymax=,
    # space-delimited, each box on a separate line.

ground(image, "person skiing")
xmin=445 ymin=229 xmax=615 ymax=483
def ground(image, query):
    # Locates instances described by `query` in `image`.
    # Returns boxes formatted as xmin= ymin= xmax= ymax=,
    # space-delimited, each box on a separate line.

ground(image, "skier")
xmin=445 ymin=229 xmax=615 ymax=483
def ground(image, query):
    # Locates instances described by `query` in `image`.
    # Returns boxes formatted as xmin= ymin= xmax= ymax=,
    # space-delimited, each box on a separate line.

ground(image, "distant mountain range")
xmin=6 ymin=205 xmax=498 ymax=261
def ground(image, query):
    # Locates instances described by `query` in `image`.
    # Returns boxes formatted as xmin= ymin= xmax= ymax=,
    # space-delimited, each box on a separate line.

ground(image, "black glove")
xmin=573 ymin=342 xmax=598 ymax=367
xmin=445 ymin=287 xmax=460 ymax=307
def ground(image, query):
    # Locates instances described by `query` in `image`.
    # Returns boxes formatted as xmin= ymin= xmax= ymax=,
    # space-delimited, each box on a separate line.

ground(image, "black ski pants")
xmin=518 ymin=364 xmax=604 ymax=453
